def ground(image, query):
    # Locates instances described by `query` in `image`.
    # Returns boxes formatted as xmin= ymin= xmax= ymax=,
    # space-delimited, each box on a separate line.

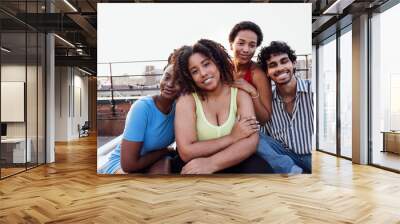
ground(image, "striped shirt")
xmin=263 ymin=78 xmax=314 ymax=155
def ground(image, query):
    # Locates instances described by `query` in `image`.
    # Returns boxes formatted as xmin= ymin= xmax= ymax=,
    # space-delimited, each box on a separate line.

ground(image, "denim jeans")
xmin=257 ymin=133 xmax=312 ymax=174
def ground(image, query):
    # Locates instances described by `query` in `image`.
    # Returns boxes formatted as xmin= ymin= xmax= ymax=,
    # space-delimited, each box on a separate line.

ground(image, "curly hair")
xmin=257 ymin=41 xmax=297 ymax=72
xmin=229 ymin=21 xmax=263 ymax=47
xmin=163 ymin=50 xmax=177 ymax=71
xmin=173 ymin=39 xmax=234 ymax=99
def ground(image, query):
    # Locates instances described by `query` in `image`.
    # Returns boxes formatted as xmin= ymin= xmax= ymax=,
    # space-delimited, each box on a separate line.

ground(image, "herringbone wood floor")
xmin=1 ymin=135 xmax=400 ymax=223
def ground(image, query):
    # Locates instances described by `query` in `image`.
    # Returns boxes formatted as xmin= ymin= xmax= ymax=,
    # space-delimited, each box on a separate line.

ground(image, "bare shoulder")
xmin=251 ymin=64 xmax=267 ymax=79
xmin=251 ymin=64 xmax=270 ymax=91
xmin=236 ymin=89 xmax=255 ymax=116
xmin=176 ymin=93 xmax=195 ymax=108
xmin=236 ymin=88 xmax=252 ymax=103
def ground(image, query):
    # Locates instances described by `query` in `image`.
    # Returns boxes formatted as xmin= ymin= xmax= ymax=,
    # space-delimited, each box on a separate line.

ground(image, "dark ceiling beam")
xmin=312 ymin=14 xmax=352 ymax=44
xmin=312 ymin=15 xmax=335 ymax=33
xmin=54 ymin=0 xmax=97 ymax=46
xmin=0 ymin=8 xmax=38 ymax=31
xmin=66 ymin=13 xmax=97 ymax=46
xmin=322 ymin=0 xmax=356 ymax=14
xmin=0 ymin=18 xmax=27 ymax=31
xmin=10 ymin=13 xmax=83 ymax=32
xmin=78 ymin=66 xmax=97 ymax=75
xmin=55 ymin=47 xmax=97 ymax=57
xmin=55 ymin=55 xmax=97 ymax=74
xmin=374 ymin=0 xmax=400 ymax=12
xmin=52 ymin=0 xmax=78 ymax=13
xmin=311 ymin=0 xmax=366 ymax=42
xmin=55 ymin=55 xmax=96 ymax=66
xmin=86 ymin=0 xmax=97 ymax=11
xmin=1 ymin=12 xmax=96 ymax=48
xmin=1 ymin=6 xmax=82 ymax=33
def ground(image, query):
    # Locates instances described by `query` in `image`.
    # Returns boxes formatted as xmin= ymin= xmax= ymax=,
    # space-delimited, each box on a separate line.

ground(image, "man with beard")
xmin=256 ymin=41 xmax=313 ymax=174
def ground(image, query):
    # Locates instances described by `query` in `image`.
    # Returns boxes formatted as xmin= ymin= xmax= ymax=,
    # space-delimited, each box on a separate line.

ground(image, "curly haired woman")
xmin=172 ymin=39 xmax=272 ymax=174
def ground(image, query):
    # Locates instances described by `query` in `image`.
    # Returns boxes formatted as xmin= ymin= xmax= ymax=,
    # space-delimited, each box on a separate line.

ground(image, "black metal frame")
xmin=0 ymin=0 xmax=47 ymax=179
xmin=336 ymin=25 xmax=341 ymax=158
xmin=315 ymin=21 xmax=354 ymax=161
xmin=315 ymin=32 xmax=338 ymax=156
xmin=315 ymin=44 xmax=319 ymax=151
xmin=25 ymin=3 xmax=28 ymax=172
xmin=367 ymin=0 xmax=400 ymax=172
xmin=316 ymin=0 xmax=400 ymax=172
xmin=367 ymin=10 xmax=373 ymax=166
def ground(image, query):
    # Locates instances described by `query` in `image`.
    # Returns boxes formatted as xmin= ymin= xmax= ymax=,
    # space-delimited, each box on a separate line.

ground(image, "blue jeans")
xmin=257 ymin=133 xmax=312 ymax=174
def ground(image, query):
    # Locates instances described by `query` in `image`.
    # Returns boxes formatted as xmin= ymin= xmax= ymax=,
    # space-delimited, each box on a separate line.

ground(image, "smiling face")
xmin=231 ymin=30 xmax=258 ymax=65
xmin=159 ymin=65 xmax=181 ymax=100
xmin=266 ymin=53 xmax=296 ymax=85
xmin=188 ymin=53 xmax=221 ymax=91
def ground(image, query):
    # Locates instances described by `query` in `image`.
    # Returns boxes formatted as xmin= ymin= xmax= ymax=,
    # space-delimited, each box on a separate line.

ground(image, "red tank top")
xmin=243 ymin=67 xmax=253 ymax=85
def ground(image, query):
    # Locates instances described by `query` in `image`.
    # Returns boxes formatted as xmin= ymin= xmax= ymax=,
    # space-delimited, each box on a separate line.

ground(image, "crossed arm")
xmin=120 ymin=140 xmax=169 ymax=173
xmin=175 ymin=90 xmax=259 ymax=174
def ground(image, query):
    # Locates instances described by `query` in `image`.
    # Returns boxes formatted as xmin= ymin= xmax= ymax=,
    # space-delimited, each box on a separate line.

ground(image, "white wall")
xmin=1 ymin=64 xmax=38 ymax=138
xmin=1 ymin=63 xmax=46 ymax=163
xmin=72 ymin=72 xmax=89 ymax=137
xmin=1 ymin=65 xmax=26 ymax=140
xmin=54 ymin=66 xmax=89 ymax=141
xmin=55 ymin=66 xmax=69 ymax=141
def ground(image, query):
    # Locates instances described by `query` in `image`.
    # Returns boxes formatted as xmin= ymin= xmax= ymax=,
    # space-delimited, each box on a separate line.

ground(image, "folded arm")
xmin=120 ymin=140 xmax=168 ymax=173
xmin=175 ymin=94 xmax=239 ymax=163
xmin=180 ymin=90 xmax=259 ymax=174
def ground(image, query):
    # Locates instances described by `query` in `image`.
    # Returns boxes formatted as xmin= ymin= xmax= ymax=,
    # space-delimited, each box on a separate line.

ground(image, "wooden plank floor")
xmin=1 ymin=167 xmax=26 ymax=178
xmin=1 ymin=135 xmax=400 ymax=223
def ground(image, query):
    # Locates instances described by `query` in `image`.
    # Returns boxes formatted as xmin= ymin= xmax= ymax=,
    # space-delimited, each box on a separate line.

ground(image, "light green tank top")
xmin=192 ymin=87 xmax=238 ymax=141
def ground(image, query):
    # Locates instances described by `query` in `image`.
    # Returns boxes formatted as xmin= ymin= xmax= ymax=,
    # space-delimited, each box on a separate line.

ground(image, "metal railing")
xmin=96 ymin=56 xmax=312 ymax=136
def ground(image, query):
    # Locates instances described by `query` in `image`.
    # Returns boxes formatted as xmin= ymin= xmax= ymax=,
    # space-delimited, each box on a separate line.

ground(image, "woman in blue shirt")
xmin=98 ymin=64 xmax=181 ymax=174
